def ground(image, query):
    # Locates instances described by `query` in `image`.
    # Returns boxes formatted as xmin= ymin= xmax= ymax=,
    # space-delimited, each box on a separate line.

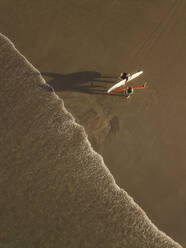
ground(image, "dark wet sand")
xmin=0 ymin=0 xmax=185 ymax=245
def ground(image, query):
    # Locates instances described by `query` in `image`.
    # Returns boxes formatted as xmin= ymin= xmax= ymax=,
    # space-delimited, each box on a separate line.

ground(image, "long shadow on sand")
xmin=41 ymin=71 xmax=121 ymax=96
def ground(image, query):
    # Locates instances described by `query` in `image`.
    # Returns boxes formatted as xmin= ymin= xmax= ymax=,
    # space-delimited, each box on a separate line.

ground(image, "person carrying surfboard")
xmin=107 ymin=70 xmax=143 ymax=94
xmin=119 ymin=72 xmax=131 ymax=81
xmin=124 ymin=86 xmax=134 ymax=99
xmin=125 ymin=83 xmax=147 ymax=99
xmin=109 ymin=83 xmax=147 ymax=99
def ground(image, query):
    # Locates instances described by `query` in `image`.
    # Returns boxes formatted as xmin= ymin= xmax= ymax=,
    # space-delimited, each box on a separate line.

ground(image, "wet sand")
xmin=0 ymin=0 xmax=185 ymax=245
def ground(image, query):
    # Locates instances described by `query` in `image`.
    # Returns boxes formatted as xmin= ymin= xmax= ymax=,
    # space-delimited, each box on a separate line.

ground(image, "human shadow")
xmin=41 ymin=71 xmax=121 ymax=96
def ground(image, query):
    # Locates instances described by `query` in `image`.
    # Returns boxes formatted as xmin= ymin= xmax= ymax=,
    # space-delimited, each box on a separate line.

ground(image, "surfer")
xmin=124 ymin=83 xmax=147 ymax=99
xmin=124 ymin=86 xmax=134 ymax=99
xmin=108 ymin=83 xmax=147 ymax=99
xmin=119 ymin=72 xmax=131 ymax=81
xmin=107 ymin=70 xmax=143 ymax=94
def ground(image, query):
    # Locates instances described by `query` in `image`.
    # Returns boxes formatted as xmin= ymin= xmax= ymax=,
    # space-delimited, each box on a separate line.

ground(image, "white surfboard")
xmin=107 ymin=70 xmax=143 ymax=93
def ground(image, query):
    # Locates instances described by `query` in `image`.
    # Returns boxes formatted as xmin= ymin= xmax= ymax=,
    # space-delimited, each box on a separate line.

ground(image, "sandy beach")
xmin=0 ymin=0 xmax=185 ymax=246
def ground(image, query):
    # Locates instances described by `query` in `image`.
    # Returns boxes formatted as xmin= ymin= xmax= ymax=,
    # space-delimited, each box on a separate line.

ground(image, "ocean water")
xmin=0 ymin=33 xmax=182 ymax=248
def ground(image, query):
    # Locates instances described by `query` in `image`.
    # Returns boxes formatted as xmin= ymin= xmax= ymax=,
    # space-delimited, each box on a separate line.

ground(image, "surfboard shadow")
xmin=41 ymin=71 xmax=117 ymax=96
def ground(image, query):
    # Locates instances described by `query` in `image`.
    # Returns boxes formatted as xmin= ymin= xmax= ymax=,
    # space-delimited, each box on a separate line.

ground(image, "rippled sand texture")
xmin=0 ymin=34 xmax=182 ymax=247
